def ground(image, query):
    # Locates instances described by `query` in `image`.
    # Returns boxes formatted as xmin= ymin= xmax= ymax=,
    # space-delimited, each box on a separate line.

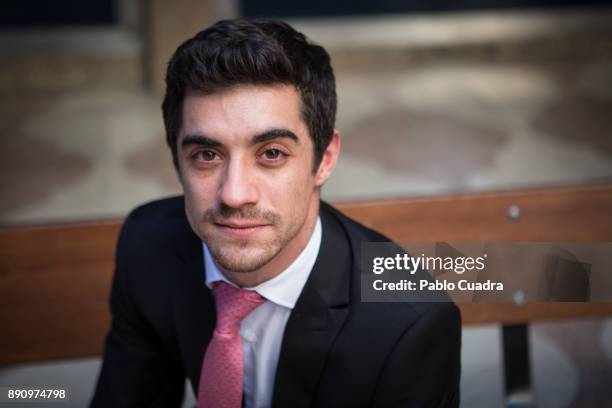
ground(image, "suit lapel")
xmin=170 ymin=217 xmax=216 ymax=391
xmin=272 ymin=203 xmax=352 ymax=408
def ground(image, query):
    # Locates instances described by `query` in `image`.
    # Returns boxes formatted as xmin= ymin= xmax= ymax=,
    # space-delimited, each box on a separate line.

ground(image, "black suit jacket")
xmin=91 ymin=197 xmax=461 ymax=407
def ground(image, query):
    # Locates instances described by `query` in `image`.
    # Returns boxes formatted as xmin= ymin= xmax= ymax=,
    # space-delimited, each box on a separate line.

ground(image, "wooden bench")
xmin=2 ymin=183 xmax=612 ymax=406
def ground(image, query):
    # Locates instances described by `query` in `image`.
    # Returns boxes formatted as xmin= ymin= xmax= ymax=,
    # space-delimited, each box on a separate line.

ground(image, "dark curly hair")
xmin=162 ymin=19 xmax=337 ymax=172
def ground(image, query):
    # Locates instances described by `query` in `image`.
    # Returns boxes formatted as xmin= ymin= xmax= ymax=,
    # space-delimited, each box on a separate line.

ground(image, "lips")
xmin=216 ymin=222 xmax=267 ymax=229
xmin=213 ymin=221 xmax=270 ymax=238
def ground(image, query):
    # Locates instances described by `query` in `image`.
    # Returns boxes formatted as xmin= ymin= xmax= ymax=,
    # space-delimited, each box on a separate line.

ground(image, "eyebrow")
xmin=252 ymin=129 xmax=299 ymax=145
xmin=181 ymin=128 xmax=300 ymax=149
xmin=181 ymin=134 xmax=222 ymax=148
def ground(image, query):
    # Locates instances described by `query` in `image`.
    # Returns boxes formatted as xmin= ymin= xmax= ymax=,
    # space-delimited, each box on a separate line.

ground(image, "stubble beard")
xmin=207 ymin=233 xmax=284 ymax=273
xmin=201 ymin=204 xmax=303 ymax=274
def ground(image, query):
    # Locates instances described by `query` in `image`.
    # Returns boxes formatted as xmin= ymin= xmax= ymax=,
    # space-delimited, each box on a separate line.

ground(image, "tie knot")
xmin=212 ymin=281 xmax=266 ymax=334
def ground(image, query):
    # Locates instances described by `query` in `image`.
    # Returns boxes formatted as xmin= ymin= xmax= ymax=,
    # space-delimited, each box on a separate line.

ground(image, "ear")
xmin=315 ymin=129 xmax=341 ymax=187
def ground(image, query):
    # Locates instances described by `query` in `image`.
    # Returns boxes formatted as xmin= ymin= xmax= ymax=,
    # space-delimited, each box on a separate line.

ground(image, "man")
xmin=91 ymin=19 xmax=460 ymax=408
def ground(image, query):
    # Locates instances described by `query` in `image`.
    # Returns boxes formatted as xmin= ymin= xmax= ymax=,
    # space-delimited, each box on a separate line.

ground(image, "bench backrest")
xmin=1 ymin=184 xmax=611 ymax=365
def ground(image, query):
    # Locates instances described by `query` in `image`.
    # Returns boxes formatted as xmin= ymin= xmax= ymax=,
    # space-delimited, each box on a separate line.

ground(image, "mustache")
xmin=204 ymin=204 xmax=279 ymax=224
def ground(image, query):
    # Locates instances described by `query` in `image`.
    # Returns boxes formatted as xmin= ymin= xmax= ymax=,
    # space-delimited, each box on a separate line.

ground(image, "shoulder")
xmin=320 ymin=201 xmax=460 ymax=325
xmin=119 ymin=196 xmax=190 ymax=246
xmin=118 ymin=195 xmax=189 ymax=250
xmin=125 ymin=195 xmax=186 ymax=224
xmin=112 ymin=196 xmax=200 ymax=312
xmin=116 ymin=196 xmax=197 ymax=266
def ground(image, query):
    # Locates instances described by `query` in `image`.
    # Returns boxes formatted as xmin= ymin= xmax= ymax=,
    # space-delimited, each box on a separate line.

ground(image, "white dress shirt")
xmin=203 ymin=216 xmax=322 ymax=408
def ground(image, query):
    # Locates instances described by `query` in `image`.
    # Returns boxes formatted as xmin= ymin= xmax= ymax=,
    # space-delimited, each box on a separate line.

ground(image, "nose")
xmin=218 ymin=158 xmax=259 ymax=209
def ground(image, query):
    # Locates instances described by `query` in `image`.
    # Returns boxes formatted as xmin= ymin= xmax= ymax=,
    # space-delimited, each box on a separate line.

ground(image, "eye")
xmin=191 ymin=150 xmax=218 ymax=161
xmin=191 ymin=149 xmax=221 ymax=165
xmin=258 ymin=147 xmax=289 ymax=166
xmin=263 ymin=149 xmax=284 ymax=160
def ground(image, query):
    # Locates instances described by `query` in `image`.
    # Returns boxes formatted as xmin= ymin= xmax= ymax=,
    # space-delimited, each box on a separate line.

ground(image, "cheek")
xmin=264 ymin=166 xmax=316 ymax=208
xmin=181 ymin=171 xmax=218 ymax=208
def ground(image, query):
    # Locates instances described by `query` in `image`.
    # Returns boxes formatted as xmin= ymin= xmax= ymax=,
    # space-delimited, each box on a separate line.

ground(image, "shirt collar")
xmin=203 ymin=216 xmax=322 ymax=309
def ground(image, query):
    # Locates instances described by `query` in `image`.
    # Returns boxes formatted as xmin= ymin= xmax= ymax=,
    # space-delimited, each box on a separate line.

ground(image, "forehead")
xmin=180 ymin=84 xmax=308 ymax=144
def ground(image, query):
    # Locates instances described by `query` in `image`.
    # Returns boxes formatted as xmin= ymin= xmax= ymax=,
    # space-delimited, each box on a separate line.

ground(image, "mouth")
xmin=213 ymin=221 xmax=270 ymax=238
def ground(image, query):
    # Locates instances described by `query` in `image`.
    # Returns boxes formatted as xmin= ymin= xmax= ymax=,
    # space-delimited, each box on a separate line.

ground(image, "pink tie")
xmin=197 ymin=282 xmax=266 ymax=408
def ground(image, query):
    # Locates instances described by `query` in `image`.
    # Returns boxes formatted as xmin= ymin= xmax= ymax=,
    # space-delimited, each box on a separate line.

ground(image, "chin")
xmin=210 ymin=242 xmax=280 ymax=274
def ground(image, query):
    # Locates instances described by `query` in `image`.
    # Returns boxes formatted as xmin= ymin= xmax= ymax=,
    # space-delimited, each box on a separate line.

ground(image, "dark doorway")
xmin=241 ymin=0 xmax=612 ymax=18
xmin=1 ymin=0 xmax=115 ymax=28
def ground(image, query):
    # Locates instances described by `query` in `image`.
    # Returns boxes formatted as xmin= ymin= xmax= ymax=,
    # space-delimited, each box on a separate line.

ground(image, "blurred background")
xmin=1 ymin=0 xmax=611 ymax=407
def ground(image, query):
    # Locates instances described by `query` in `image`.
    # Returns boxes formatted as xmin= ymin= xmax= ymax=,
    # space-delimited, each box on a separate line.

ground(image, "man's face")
xmin=177 ymin=85 xmax=338 ymax=284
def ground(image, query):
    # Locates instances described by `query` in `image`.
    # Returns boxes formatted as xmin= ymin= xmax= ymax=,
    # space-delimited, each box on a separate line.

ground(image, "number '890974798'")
xmin=6 ymin=388 xmax=67 ymax=400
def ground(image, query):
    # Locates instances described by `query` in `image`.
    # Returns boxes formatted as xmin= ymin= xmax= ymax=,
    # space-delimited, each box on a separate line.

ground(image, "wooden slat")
xmin=1 ymin=184 xmax=611 ymax=365
xmin=457 ymin=302 xmax=612 ymax=326
xmin=336 ymin=184 xmax=612 ymax=242
xmin=336 ymin=184 xmax=612 ymax=326
xmin=0 ymin=222 xmax=121 ymax=366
